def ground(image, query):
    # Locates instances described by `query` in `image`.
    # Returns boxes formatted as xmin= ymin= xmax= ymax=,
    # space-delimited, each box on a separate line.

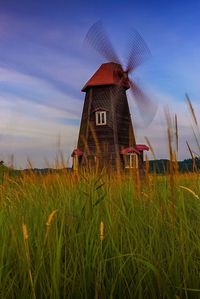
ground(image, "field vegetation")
xmin=0 ymin=167 xmax=200 ymax=299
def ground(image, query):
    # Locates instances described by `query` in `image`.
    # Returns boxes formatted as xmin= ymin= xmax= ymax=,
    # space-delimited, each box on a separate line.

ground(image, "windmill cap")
xmin=120 ymin=145 xmax=149 ymax=155
xmin=135 ymin=144 xmax=149 ymax=151
xmin=82 ymin=62 xmax=130 ymax=92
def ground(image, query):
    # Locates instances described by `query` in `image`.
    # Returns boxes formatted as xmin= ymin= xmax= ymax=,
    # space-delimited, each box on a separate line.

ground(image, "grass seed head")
xmin=179 ymin=185 xmax=199 ymax=199
xmin=22 ymin=223 xmax=28 ymax=240
xmin=46 ymin=210 xmax=57 ymax=227
xmin=100 ymin=221 xmax=104 ymax=241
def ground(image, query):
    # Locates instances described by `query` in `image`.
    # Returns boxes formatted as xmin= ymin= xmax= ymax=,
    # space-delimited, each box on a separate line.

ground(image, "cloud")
xmin=0 ymin=14 xmax=87 ymax=169
xmin=0 ymin=86 xmax=80 ymax=168
xmin=0 ymin=15 xmax=90 ymax=169
xmin=129 ymin=85 xmax=200 ymax=160
xmin=0 ymin=66 xmax=83 ymax=116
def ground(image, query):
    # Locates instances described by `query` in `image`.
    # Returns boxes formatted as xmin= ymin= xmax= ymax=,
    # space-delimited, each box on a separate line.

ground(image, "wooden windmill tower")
xmin=72 ymin=22 xmax=156 ymax=171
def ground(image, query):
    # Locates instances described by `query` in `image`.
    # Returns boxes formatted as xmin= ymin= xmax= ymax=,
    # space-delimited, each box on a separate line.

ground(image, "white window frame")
xmin=95 ymin=111 xmax=107 ymax=126
xmin=125 ymin=153 xmax=138 ymax=169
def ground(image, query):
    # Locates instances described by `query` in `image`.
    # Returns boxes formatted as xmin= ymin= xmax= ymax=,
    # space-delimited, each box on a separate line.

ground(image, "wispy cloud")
xmin=0 ymin=95 xmax=79 ymax=168
xmin=0 ymin=3 xmax=199 ymax=167
xmin=130 ymin=86 xmax=200 ymax=160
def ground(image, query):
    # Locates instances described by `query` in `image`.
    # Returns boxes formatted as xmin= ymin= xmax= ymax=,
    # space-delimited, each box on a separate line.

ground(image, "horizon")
xmin=0 ymin=0 xmax=200 ymax=168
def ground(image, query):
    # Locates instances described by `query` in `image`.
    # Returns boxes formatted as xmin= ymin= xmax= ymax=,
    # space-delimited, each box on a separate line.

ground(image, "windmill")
xmin=72 ymin=22 xmax=156 ymax=171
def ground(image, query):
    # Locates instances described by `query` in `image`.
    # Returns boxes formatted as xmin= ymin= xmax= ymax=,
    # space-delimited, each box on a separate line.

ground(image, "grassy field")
xmin=0 ymin=168 xmax=200 ymax=299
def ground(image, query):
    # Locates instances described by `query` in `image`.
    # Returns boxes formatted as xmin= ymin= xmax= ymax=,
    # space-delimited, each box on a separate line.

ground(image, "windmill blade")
xmin=84 ymin=21 xmax=121 ymax=64
xmin=129 ymin=79 xmax=157 ymax=125
xmin=126 ymin=30 xmax=151 ymax=73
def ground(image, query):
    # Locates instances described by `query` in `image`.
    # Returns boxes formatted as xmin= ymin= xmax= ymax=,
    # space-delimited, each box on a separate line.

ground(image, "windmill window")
xmin=125 ymin=153 xmax=138 ymax=169
xmin=95 ymin=111 xmax=107 ymax=126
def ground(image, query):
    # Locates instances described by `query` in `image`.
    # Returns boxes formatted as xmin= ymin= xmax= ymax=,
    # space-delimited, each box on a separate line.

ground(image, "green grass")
xmin=0 ymin=169 xmax=200 ymax=298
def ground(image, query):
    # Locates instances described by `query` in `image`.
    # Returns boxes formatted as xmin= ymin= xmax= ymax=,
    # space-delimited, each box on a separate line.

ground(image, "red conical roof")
xmin=82 ymin=62 xmax=130 ymax=92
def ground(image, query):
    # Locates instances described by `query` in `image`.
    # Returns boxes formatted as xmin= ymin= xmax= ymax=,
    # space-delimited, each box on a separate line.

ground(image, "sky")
xmin=0 ymin=0 xmax=200 ymax=168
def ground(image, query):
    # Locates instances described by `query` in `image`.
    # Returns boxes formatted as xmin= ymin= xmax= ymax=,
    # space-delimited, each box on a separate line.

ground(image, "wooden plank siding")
xmin=77 ymin=85 xmax=136 ymax=169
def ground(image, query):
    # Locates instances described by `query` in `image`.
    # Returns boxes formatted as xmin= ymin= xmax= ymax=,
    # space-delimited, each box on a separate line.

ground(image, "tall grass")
xmin=0 ymin=169 xmax=199 ymax=298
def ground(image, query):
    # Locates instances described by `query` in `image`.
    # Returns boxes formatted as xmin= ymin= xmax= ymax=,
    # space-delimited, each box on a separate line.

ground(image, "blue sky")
xmin=0 ymin=0 xmax=200 ymax=167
